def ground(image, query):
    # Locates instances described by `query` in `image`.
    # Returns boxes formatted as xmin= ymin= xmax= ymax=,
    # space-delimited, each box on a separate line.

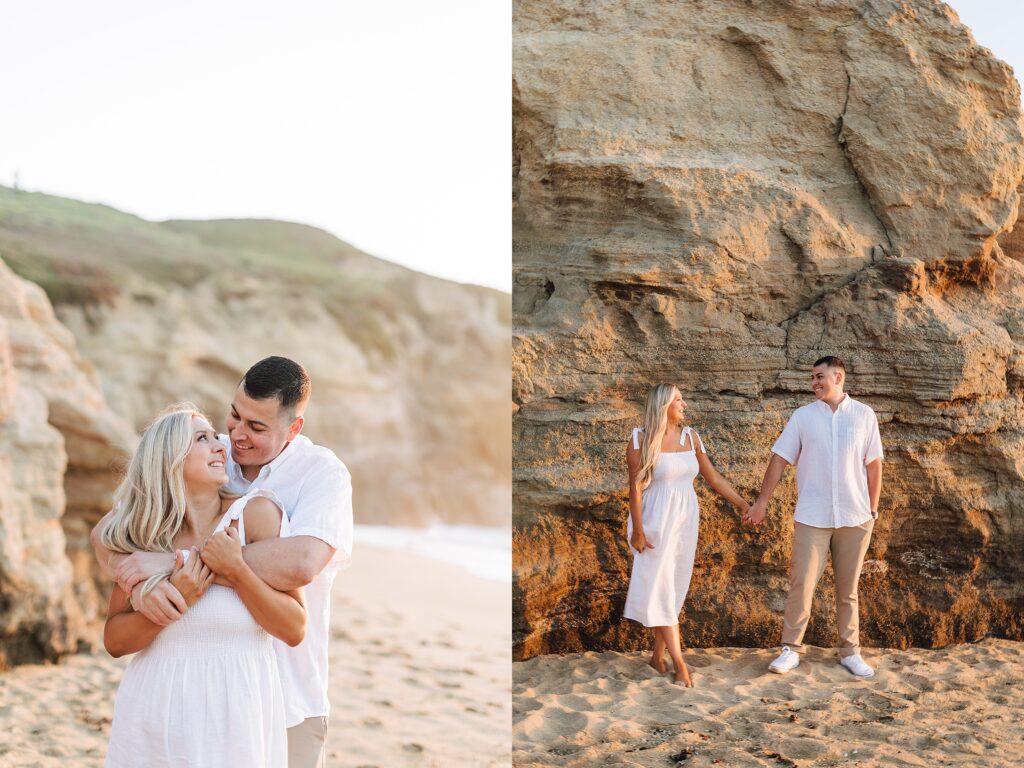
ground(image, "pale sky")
xmin=0 ymin=2 xmax=1018 ymax=298
xmin=0 ymin=1 xmax=511 ymax=292
xmin=952 ymin=1 xmax=1024 ymax=94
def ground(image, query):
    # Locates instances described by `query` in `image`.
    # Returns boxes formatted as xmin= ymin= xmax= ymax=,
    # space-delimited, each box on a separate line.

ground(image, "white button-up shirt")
xmin=220 ymin=433 xmax=353 ymax=727
xmin=771 ymin=395 xmax=883 ymax=529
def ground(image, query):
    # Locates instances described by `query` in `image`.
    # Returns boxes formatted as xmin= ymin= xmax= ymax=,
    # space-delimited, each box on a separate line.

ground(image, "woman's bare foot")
xmin=672 ymin=660 xmax=693 ymax=687
xmin=648 ymin=653 xmax=667 ymax=674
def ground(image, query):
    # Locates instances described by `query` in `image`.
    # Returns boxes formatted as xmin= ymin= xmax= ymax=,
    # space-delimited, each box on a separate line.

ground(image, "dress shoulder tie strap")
xmin=632 ymin=427 xmax=644 ymax=450
xmin=215 ymin=488 xmax=289 ymax=544
xmin=682 ymin=426 xmax=707 ymax=453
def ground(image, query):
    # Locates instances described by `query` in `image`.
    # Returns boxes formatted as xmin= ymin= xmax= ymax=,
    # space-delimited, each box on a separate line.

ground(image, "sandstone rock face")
xmin=0 ymin=259 xmax=133 ymax=666
xmin=513 ymin=0 xmax=1024 ymax=658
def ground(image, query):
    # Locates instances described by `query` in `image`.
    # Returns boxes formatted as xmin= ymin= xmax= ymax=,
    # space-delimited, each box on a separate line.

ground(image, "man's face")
xmin=226 ymin=384 xmax=303 ymax=469
xmin=811 ymin=364 xmax=843 ymax=401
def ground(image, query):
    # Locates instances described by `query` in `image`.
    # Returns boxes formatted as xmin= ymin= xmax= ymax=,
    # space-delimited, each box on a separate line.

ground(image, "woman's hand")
xmin=168 ymin=548 xmax=215 ymax=608
xmin=201 ymin=526 xmax=247 ymax=583
xmin=631 ymin=528 xmax=654 ymax=554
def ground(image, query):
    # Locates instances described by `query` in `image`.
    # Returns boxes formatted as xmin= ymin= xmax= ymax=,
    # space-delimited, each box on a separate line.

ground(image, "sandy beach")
xmin=513 ymin=640 xmax=1024 ymax=767
xmin=0 ymin=545 xmax=511 ymax=768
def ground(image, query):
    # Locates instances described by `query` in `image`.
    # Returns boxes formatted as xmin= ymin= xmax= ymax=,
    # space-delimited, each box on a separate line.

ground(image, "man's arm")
xmin=91 ymin=511 xmax=124 ymax=578
xmin=235 ymin=536 xmax=336 ymax=592
xmin=219 ymin=456 xmax=351 ymax=592
xmin=743 ymin=453 xmax=791 ymax=527
xmin=866 ymin=458 xmax=883 ymax=518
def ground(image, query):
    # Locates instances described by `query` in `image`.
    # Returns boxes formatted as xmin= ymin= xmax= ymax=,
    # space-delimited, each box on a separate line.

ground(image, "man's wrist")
xmin=220 ymin=560 xmax=250 ymax=586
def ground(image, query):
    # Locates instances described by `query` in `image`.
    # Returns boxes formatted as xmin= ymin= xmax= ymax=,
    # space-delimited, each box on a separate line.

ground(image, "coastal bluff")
xmin=513 ymin=0 xmax=1024 ymax=658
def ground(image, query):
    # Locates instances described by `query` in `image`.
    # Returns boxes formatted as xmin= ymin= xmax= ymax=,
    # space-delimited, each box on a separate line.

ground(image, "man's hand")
xmin=114 ymin=551 xmax=176 ymax=594
xmin=201 ymin=526 xmax=246 ymax=583
xmin=131 ymin=577 xmax=188 ymax=626
xmin=169 ymin=549 xmax=215 ymax=607
xmin=743 ymin=499 xmax=768 ymax=527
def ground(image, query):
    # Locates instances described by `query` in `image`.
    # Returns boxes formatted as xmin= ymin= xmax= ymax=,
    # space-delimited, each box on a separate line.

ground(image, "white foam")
xmin=354 ymin=523 xmax=511 ymax=583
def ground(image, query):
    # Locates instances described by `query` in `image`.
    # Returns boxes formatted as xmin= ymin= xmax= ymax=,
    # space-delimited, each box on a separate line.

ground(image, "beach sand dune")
xmin=0 ymin=545 xmax=511 ymax=768
xmin=513 ymin=641 xmax=1024 ymax=767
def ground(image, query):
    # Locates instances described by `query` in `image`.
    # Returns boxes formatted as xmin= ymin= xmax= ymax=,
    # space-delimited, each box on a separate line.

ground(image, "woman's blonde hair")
xmin=100 ymin=403 xmax=206 ymax=596
xmin=636 ymin=383 xmax=681 ymax=491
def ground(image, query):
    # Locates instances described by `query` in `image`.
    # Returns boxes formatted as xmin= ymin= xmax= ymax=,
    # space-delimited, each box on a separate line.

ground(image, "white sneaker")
xmin=839 ymin=653 xmax=874 ymax=678
xmin=768 ymin=646 xmax=800 ymax=674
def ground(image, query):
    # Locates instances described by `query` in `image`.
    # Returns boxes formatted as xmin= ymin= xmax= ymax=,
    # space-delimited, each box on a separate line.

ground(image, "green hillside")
xmin=0 ymin=186 xmax=509 ymax=355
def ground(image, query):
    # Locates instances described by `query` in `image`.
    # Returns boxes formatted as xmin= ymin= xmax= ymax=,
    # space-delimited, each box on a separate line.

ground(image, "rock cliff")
xmin=513 ymin=0 xmax=1024 ymax=658
xmin=0 ymin=259 xmax=133 ymax=666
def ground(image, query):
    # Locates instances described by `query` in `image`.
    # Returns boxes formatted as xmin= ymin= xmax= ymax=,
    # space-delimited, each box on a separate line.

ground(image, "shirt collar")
xmin=818 ymin=393 xmax=850 ymax=413
xmin=263 ymin=434 xmax=308 ymax=475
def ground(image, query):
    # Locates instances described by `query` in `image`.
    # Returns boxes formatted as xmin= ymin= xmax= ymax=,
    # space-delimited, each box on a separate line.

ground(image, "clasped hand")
xmin=128 ymin=549 xmax=213 ymax=626
xmin=742 ymin=500 xmax=767 ymax=527
xmin=169 ymin=548 xmax=215 ymax=607
xmin=200 ymin=526 xmax=246 ymax=582
xmin=124 ymin=527 xmax=245 ymax=626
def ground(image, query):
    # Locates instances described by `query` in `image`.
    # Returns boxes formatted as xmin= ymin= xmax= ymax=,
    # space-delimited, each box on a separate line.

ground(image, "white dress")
xmin=106 ymin=490 xmax=289 ymax=768
xmin=624 ymin=427 xmax=704 ymax=627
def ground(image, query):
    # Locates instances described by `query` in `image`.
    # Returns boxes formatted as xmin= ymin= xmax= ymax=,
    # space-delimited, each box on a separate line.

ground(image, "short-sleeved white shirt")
xmin=770 ymin=395 xmax=883 ymax=529
xmin=220 ymin=433 xmax=353 ymax=727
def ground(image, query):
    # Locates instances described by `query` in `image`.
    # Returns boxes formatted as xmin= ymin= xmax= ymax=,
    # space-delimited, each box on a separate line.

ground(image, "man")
xmin=744 ymin=356 xmax=882 ymax=677
xmin=92 ymin=356 xmax=353 ymax=767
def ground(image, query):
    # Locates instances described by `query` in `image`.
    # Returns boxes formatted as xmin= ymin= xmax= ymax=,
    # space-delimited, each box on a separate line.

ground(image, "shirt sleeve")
xmin=287 ymin=458 xmax=354 ymax=572
xmin=771 ymin=412 xmax=801 ymax=465
xmin=864 ymin=410 xmax=884 ymax=465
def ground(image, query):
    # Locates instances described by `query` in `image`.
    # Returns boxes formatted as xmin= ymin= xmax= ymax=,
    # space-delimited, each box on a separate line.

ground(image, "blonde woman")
xmin=101 ymin=405 xmax=305 ymax=767
xmin=624 ymin=384 xmax=750 ymax=686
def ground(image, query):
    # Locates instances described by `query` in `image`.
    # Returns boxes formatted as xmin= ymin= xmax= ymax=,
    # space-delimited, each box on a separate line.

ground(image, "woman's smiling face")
xmin=182 ymin=415 xmax=228 ymax=490
xmin=667 ymin=388 xmax=686 ymax=423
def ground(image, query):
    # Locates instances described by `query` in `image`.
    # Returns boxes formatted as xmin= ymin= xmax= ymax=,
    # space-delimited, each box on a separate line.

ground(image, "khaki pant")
xmin=288 ymin=716 xmax=328 ymax=768
xmin=782 ymin=519 xmax=874 ymax=658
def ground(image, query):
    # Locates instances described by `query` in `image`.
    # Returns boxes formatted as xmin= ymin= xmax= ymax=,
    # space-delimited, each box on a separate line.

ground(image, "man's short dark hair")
xmin=813 ymin=355 xmax=846 ymax=372
xmin=241 ymin=356 xmax=311 ymax=417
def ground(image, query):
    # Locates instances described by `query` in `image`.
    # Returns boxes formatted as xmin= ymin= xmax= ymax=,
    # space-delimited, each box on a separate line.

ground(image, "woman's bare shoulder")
xmin=241 ymin=496 xmax=284 ymax=541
